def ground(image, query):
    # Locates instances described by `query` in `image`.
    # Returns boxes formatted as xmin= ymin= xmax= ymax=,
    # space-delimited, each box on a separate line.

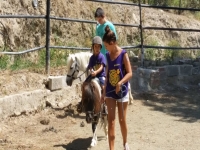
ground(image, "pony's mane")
xmin=82 ymin=80 xmax=101 ymax=113
xmin=66 ymin=54 xmax=75 ymax=72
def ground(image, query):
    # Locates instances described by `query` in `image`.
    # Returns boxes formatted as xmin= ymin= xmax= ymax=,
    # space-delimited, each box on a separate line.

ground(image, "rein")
xmin=67 ymin=69 xmax=87 ymax=81
xmin=67 ymin=59 xmax=88 ymax=81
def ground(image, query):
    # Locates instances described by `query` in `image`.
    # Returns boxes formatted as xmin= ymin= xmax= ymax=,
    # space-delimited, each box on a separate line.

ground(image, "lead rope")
xmin=117 ymin=85 xmax=124 ymax=118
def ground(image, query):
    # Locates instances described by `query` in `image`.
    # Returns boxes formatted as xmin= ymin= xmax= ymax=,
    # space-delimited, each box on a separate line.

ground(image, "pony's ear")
xmin=70 ymin=55 xmax=75 ymax=61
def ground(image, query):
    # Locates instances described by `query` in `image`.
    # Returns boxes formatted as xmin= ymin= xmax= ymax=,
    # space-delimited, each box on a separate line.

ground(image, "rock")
xmin=80 ymin=121 xmax=85 ymax=127
xmin=40 ymin=118 xmax=50 ymax=125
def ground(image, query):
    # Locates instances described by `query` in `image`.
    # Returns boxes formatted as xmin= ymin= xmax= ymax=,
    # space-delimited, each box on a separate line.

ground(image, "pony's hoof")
xmin=90 ymin=139 xmax=97 ymax=147
xmin=129 ymin=100 xmax=134 ymax=105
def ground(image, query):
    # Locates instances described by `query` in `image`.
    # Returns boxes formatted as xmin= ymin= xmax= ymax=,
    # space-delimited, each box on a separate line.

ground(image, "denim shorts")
xmin=99 ymin=76 xmax=105 ymax=86
xmin=85 ymin=76 xmax=105 ymax=86
xmin=105 ymin=93 xmax=129 ymax=103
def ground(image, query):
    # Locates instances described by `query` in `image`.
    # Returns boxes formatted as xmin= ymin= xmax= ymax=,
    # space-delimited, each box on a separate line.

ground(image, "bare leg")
xmin=117 ymin=101 xmax=128 ymax=146
xmin=105 ymin=98 xmax=116 ymax=150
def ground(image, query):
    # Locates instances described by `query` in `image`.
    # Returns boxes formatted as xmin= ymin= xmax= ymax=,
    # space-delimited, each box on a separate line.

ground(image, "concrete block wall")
xmin=0 ymin=90 xmax=47 ymax=119
xmin=130 ymin=65 xmax=196 ymax=92
xmin=0 ymin=75 xmax=83 ymax=119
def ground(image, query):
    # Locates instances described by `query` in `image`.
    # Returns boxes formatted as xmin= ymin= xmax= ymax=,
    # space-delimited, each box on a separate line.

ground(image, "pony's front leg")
xmin=91 ymin=123 xmax=98 ymax=147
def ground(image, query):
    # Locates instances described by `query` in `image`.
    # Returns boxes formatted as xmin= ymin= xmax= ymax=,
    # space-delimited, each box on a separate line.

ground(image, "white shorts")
xmin=105 ymin=93 xmax=129 ymax=103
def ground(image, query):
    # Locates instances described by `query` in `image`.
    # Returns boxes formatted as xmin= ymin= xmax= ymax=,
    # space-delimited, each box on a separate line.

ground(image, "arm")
xmin=91 ymin=64 xmax=103 ymax=77
xmin=116 ymin=53 xmax=132 ymax=93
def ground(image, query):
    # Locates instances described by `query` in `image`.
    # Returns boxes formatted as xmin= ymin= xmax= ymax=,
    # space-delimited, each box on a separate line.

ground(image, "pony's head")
xmin=81 ymin=81 xmax=101 ymax=123
xmin=66 ymin=54 xmax=80 ymax=86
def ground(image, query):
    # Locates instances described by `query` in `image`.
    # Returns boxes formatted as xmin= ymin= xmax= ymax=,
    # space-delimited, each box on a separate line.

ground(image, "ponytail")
xmin=103 ymin=25 xmax=116 ymax=44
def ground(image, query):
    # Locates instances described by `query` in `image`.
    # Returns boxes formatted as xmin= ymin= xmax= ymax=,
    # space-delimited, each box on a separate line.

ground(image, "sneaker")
xmin=124 ymin=143 xmax=130 ymax=150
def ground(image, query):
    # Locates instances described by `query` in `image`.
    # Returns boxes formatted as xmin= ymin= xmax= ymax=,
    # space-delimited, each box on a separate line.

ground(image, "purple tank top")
xmin=105 ymin=49 xmax=128 ymax=99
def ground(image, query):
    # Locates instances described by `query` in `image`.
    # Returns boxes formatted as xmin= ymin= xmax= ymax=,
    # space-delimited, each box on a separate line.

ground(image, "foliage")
xmin=164 ymin=39 xmax=181 ymax=61
xmin=10 ymin=55 xmax=35 ymax=70
xmin=194 ymin=12 xmax=200 ymax=20
xmin=144 ymin=39 xmax=159 ymax=60
xmin=0 ymin=55 xmax=9 ymax=69
xmin=123 ymin=0 xmax=200 ymax=8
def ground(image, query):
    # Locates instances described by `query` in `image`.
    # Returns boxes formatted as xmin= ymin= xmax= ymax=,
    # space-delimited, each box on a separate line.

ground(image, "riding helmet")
xmin=92 ymin=36 xmax=102 ymax=46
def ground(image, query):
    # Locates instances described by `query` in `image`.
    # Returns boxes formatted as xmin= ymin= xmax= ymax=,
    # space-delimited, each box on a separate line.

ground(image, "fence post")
xmin=46 ymin=0 xmax=50 ymax=75
xmin=139 ymin=0 xmax=144 ymax=67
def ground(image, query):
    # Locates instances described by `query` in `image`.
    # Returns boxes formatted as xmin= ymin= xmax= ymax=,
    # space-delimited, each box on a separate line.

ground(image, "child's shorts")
xmin=99 ymin=77 xmax=105 ymax=86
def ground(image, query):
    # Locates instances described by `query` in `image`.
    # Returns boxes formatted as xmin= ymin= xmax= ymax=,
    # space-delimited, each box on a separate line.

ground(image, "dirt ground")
xmin=0 ymin=70 xmax=200 ymax=150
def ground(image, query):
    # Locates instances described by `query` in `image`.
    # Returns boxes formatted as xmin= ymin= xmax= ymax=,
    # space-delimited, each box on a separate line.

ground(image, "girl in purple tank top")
xmin=102 ymin=26 xmax=132 ymax=150
xmin=106 ymin=49 xmax=128 ymax=99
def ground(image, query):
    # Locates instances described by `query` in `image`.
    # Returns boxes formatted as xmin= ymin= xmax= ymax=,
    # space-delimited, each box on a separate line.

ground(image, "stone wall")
xmin=130 ymin=64 xmax=200 ymax=92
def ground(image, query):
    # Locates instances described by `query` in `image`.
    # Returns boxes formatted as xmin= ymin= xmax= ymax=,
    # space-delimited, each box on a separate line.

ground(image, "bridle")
xmin=67 ymin=61 xmax=80 ymax=80
xmin=67 ymin=58 xmax=87 ymax=81
xmin=79 ymin=97 xmax=101 ymax=123
xmin=86 ymin=110 xmax=100 ymax=123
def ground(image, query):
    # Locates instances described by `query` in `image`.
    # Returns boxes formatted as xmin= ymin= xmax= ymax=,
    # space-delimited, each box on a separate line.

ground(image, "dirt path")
xmin=0 ymin=89 xmax=200 ymax=150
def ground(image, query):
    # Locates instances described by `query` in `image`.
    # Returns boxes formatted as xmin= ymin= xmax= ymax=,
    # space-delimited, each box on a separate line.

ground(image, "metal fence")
xmin=0 ymin=0 xmax=200 ymax=74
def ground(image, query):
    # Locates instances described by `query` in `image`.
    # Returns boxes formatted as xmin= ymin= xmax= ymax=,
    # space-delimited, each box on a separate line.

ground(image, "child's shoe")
xmin=124 ymin=143 xmax=130 ymax=150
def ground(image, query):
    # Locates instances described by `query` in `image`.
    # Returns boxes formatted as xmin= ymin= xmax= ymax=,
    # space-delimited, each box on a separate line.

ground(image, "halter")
xmin=79 ymin=99 xmax=100 ymax=123
xmin=86 ymin=110 xmax=100 ymax=123
xmin=67 ymin=62 xmax=79 ymax=79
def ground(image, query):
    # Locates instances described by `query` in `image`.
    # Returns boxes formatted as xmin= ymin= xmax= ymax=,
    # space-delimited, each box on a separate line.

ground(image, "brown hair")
xmin=94 ymin=7 xmax=105 ymax=18
xmin=102 ymin=25 xmax=116 ymax=44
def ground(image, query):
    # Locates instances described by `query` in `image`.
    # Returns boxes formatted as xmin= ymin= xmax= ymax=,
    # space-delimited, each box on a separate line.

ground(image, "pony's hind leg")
xmin=91 ymin=123 xmax=98 ymax=147
xmin=103 ymin=116 xmax=108 ymax=139
xmin=128 ymin=82 xmax=134 ymax=105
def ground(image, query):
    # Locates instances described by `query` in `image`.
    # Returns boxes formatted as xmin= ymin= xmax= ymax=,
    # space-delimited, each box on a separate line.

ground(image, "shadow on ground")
xmin=134 ymin=88 xmax=200 ymax=123
xmin=54 ymin=137 xmax=92 ymax=150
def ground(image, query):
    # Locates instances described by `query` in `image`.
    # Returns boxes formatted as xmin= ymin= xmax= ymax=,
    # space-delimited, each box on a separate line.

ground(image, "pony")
xmin=81 ymin=78 xmax=108 ymax=147
xmin=66 ymin=52 xmax=108 ymax=147
xmin=66 ymin=52 xmax=134 ymax=104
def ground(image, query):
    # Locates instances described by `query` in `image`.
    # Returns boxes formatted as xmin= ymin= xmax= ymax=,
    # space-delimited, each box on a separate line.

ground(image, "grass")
xmin=144 ymin=38 xmax=159 ymax=60
xmin=0 ymin=55 xmax=9 ymax=69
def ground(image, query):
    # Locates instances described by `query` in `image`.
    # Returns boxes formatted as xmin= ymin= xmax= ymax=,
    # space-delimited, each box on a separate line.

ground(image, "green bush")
xmin=144 ymin=39 xmax=158 ymax=60
xmin=0 ymin=55 xmax=9 ymax=69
